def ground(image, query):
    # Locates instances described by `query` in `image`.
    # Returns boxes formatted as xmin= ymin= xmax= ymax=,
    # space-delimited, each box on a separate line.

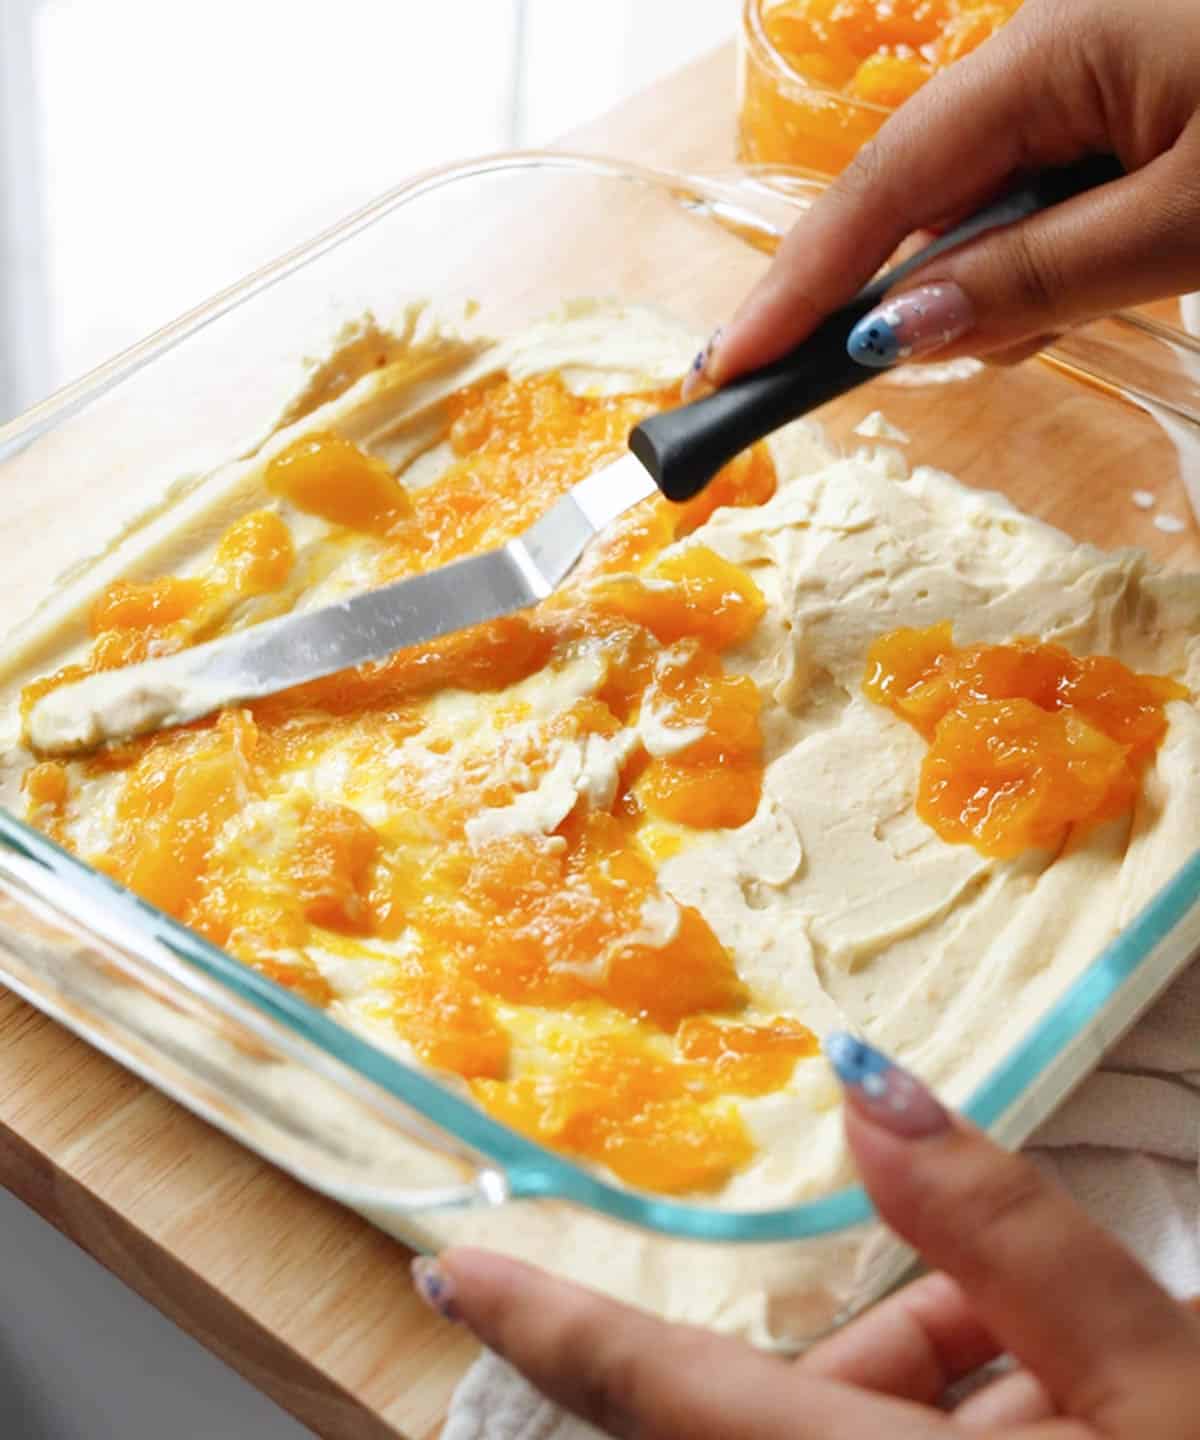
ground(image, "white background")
xmin=2 ymin=0 xmax=734 ymax=418
xmin=0 ymin=2 xmax=735 ymax=1436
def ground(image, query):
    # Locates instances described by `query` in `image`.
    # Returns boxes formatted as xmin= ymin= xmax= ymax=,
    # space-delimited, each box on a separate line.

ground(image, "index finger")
xmin=836 ymin=1047 xmax=1200 ymax=1428
xmin=430 ymin=1248 xmax=949 ymax=1440
xmin=710 ymin=2 xmax=1108 ymax=384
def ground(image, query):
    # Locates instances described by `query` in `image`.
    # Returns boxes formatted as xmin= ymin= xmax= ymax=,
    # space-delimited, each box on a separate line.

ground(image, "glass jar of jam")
xmin=739 ymin=0 xmax=1023 ymax=178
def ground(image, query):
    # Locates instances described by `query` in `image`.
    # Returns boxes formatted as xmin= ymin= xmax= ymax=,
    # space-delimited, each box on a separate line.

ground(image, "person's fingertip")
xmin=846 ymin=283 xmax=974 ymax=369
xmin=824 ymin=1032 xmax=951 ymax=1139
xmin=411 ymin=1254 xmax=461 ymax=1323
xmin=681 ymin=327 xmax=723 ymax=401
xmin=679 ymin=346 xmax=709 ymax=403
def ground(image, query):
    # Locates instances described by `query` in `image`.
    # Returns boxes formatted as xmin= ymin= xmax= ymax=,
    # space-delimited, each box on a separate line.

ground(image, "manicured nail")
xmin=846 ymin=283 xmax=973 ymax=369
xmin=681 ymin=326 xmax=723 ymax=402
xmin=411 ymin=1256 xmax=460 ymax=1322
xmin=824 ymin=1032 xmax=951 ymax=1139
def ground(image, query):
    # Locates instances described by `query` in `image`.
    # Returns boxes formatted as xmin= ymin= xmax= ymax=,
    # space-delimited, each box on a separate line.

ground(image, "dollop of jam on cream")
xmin=20 ymin=372 xmax=821 ymax=1194
xmin=865 ymin=621 xmax=1187 ymax=857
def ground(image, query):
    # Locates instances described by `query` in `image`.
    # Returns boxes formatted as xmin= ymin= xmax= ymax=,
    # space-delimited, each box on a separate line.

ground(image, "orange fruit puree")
xmin=474 ymin=1017 xmax=818 ymax=1192
xmin=865 ymin=622 xmax=1187 ymax=858
xmin=21 ymin=371 xmax=822 ymax=1194
xmin=742 ymin=0 xmax=1023 ymax=174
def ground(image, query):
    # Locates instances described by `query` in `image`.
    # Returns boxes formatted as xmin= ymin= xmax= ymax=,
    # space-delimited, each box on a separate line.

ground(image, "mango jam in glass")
xmin=739 ymin=0 xmax=1023 ymax=177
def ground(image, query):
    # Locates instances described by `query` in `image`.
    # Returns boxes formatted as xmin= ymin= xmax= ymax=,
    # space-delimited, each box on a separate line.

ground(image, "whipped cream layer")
xmin=0 ymin=302 xmax=1197 ymax=1346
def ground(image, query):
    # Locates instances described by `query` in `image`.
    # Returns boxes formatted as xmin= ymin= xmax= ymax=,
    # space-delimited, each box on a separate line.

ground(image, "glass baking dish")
xmin=1 ymin=152 xmax=1198 ymax=1350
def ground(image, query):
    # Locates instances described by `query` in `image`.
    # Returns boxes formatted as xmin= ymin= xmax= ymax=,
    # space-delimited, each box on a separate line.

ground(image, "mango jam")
xmin=268 ymin=432 xmax=411 ymax=536
xmin=865 ymin=622 xmax=1187 ymax=857
xmin=740 ymin=0 xmax=1023 ymax=175
xmin=21 ymin=372 xmax=821 ymax=1195
xmin=20 ymin=512 xmax=293 ymax=724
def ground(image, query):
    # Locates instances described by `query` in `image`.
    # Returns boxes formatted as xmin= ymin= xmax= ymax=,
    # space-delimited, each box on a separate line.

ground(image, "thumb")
xmin=826 ymin=1033 xmax=1200 ymax=1428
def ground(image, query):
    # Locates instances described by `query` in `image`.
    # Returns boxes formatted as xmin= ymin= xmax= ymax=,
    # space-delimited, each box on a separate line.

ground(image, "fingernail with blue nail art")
xmin=682 ymin=326 xmax=723 ymax=402
xmin=847 ymin=283 xmax=973 ymax=369
xmin=412 ymin=1256 xmax=460 ymax=1322
xmin=824 ymin=1032 xmax=950 ymax=1139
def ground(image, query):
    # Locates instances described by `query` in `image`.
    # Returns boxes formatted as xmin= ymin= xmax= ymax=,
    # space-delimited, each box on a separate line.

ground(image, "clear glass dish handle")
xmin=0 ymin=844 xmax=510 ymax=1219
xmin=1042 ymin=311 xmax=1200 ymax=431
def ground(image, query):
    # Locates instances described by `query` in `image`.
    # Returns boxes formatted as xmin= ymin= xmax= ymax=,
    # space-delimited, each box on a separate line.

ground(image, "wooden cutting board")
xmin=0 ymin=41 xmax=1197 ymax=1440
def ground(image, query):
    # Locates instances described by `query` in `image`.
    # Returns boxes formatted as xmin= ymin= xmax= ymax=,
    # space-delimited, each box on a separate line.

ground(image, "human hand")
xmin=687 ymin=0 xmax=1200 ymax=391
xmin=412 ymin=1034 xmax=1200 ymax=1438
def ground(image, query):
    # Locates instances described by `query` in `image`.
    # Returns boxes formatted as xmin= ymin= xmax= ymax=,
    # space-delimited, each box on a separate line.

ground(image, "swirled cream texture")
xmin=1 ymin=302 xmax=1198 ymax=1341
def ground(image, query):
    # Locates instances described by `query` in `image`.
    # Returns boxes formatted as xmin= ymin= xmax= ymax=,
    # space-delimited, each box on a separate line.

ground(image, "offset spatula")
xmin=30 ymin=156 xmax=1122 ymax=754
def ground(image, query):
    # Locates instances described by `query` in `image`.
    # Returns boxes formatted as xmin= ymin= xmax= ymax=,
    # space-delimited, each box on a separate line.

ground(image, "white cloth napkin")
xmin=444 ymin=959 xmax=1200 ymax=1440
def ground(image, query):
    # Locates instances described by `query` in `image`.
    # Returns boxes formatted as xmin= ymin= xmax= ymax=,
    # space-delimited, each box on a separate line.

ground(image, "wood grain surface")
xmin=0 ymin=38 xmax=1197 ymax=1440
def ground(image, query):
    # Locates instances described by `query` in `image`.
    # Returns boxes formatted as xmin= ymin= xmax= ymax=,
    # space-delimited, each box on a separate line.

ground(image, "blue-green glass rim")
xmin=0 ymin=808 xmax=1197 ymax=1243
xmin=1 ymin=152 xmax=1197 ymax=1243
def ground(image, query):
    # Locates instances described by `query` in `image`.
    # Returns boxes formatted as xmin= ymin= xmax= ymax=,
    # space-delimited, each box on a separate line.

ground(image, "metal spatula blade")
xmin=28 ymin=453 xmax=657 ymax=753
xmin=27 ymin=156 xmax=1122 ymax=754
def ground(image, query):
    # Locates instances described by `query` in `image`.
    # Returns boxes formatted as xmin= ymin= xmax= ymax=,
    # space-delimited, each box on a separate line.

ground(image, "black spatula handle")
xmin=631 ymin=153 xmax=1124 ymax=503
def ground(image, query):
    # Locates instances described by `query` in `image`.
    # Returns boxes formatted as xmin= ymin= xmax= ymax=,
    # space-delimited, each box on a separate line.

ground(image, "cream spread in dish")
xmin=1 ymin=301 xmax=1198 ymax=1344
